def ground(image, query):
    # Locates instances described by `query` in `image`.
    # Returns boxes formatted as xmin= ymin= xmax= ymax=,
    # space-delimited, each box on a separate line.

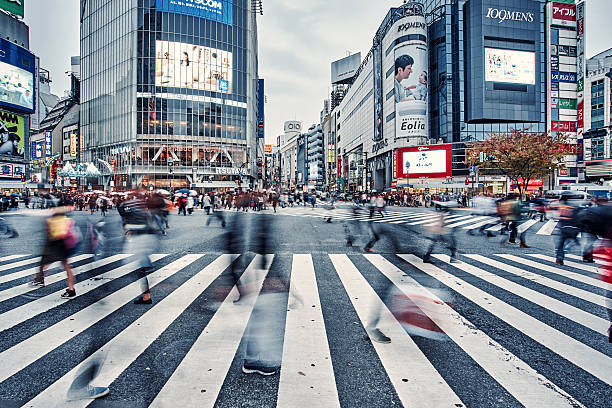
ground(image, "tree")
xmin=466 ymin=129 xmax=569 ymax=199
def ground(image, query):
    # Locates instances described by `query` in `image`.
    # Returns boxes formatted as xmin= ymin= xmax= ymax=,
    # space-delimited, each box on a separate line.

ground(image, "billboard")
xmin=373 ymin=44 xmax=383 ymax=142
xmin=0 ymin=162 xmax=25 ymax=179
xmin=156 ymin=0 xmax=232 ymax=26
xmin=331 ymin=53 xmax=361 ymax=85
xmin=0 ymin=38 xmax=36 ymax=113
xmin=257 ymin=79 xmax=264 ymax=139
xmin=155 ymin=40 xmax=232 ymax=93
xmin=551 ymin=2 xmax=577 ymax=27
xmin=0 ymin=109 xmax=24 ymax=158
xmin=0 ymin=0 xmax=24 ymax=18
xmin=395 ymin=42 xmax=428 ymax=139
xmin=485 ymin=48 xmax=536 ymax=85
xmin=396 ymin=144 xmax=452 ymax=179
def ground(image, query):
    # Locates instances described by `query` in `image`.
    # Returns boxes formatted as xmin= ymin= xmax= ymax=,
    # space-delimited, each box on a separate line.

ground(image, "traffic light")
xmin=20 ymin=175 xmax=25 ymax=182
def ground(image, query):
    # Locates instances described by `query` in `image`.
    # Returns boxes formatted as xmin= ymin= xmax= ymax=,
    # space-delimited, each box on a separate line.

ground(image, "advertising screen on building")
xmin=0 ymin=110 xmax=25 ymax=159
xmin=485 ymin=48 xmax=535 ymax=85
xmin=156 ymin=0 xmax=232 ymax=26
xmin=395 ymin=42 xmax=428 ymax=139
xmin=396 ymin=144 xmax=452 ymax=179
xmin=155 ymin=40 xmax=232 ymax=94
xmin=331 ymin=53 xmax=361 ymax=85
xmin=0 ymin=61 xmax=34 ymax=112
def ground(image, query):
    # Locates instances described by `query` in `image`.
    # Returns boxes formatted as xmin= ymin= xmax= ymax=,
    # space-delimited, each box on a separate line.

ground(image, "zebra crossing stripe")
xmin=24 ymin=254 xmax=237 ymax=408
xmin=400 ymin=254 xmax=612 ymax=387
xmin=389 ymin=213 xmax=433 ymax=223
xmin=487 ymin=223 xmax=506 ymax=232
xmin=518 ymin=219 xmax=538 ymax=233
xmin=330 ymin=254 xmax=464 ymax=407
xmin=0 ymin=256 xmax=42 ymax=273
xmin=277 ymin=255 xmax=339 ymax=407
xmin=566 ymin=254 xmax=612 ymax=267
xmin=421 ymin=215 xmax=473 ymax=227
xmin=149 ymin=255 xmax=271 ymax=408
xmin=0 ymin=254 xmax=92 ymax=286
xmin=445 ymin=216 xmax=491 ymax=229
xmin=463 ymin=217 xmax=497 ymax=230
xmin=368 ymin=254 xmax=582 ymax=407
xmin=373 ymin=214 xmax=417 ymax=223
xmin=0 ymin=254 xmax=130 ymax=304
xmin=0 ymin=254 xmax=165 ymax=333
xmin=405 ymin=214 xmax=448 ymax=225
xmin=497 ymin=254 xmax=612 ymax=291
xmin=0 ymin=255 xmax=204 ymax=385
xmin=432 ymin=255 xmax=608 ymax=335
xmin=0 ymin=254 xmax=29 ymax=263
xmin=465 ymin=255 xmax=608 ymax=308
xmin=537 ymin=219 xmax=558 ymax=235
xmin=527 ymin=254 xmax=603 ymax=276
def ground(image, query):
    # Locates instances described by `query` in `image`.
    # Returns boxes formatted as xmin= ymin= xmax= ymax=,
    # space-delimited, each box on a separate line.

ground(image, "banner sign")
xmin=45 ymin=130 xmax=52 ymax=158
xmin=70 ymin=133 xmax=77 ymax=157
xmin=551 ymin=121 xmax=576 ymax=132
xmin=0 ymin=0 xmax=24 ymax=18
xmin=558 ymin=98 xmax=577 ymax=109
xmin=156 ymin=0 xmax=233 ymax=26
xmin=551 ymin=71 xmax=576 ymax=83
xmin=551 ymin=2 xmax=577 ymax=27
xmin=0 ymin=162 xmax=25 ymax=179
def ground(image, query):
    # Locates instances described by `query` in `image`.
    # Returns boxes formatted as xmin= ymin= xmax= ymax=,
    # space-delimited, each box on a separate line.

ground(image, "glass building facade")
xmin=80 ymin=0 xmax=259 ymax=189
xmin=424 ymin=0 xmax=547 ymax=171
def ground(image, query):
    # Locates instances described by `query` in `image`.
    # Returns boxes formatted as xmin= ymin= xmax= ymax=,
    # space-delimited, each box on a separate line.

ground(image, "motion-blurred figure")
xmin=555 ymin=194 xmax=580 ymax=265
xmin=344 ymin=203 xmax=364 ymax=247
xmin=0 ymin=216 xmax=18 ymax=238
xmin=592 ymin=238 xmax=612 ymax=343
xmin=422 ymin=209 xmax=457 ymax=263
xmin=118 ymin=194 xmax=159 ymax=304
xmin=468 ymin=195 xmax=497 ymax=237
xmin=498 ymin=194 xmax=530 ymax=248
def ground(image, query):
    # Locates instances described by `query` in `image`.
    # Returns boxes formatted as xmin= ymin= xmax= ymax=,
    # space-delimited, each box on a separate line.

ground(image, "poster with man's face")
xmin=0 ymin=110 xmax=24 ymax=158
xmin=394 ymin=43 xmax=428 ymax=139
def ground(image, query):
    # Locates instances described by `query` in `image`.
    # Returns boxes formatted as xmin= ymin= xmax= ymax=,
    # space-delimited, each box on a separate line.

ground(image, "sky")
xmin=25 ymin=0 xmax=612 ymax=144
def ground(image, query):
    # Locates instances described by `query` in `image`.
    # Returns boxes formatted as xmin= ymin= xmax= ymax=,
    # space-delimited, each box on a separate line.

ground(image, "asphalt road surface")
xmin=0 ymin=205 xmax=610 ymax=408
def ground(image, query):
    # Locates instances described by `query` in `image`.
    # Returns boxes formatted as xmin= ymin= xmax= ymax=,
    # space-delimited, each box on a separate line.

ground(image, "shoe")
xmin=9 ymin=231 xmax=18 ymax=238
xmin=583 ymin=257 xmax=595 ymax=263
xmin=30 ymin=279 xmax=44 ymax=287
xmin=508 ymin=240 xmax=517 ymax=244
xmin=449 ymin=257 xmax=459 ymax=263
xmin=608 ymin=324 xmax=612 ymax=344
xmin=134 ymin=297 xmax=152 ymax=305
xmin=67 ymin=385 xmax=110 ymax=400
xmin=363 ymin=247 xmax=374 ymax=253
xmin=61 ymin=289 xmax=76 ymax=298
xmin=486 ymin=232 xmax=495 ymax=238
xmin=368 ymin=328 xmax=391 ymax=344
xmin=422 ymin=257 xmax=432 ymax=264
xmin=242 ymin=363 xmax=277 ymax=376
xmin=346 ymin=240 xmax=353 ymax=247
xmin=555 ymin=260 xmax=564 ymax=266
xmin=520 ymin=243 xmax=531 ymax=248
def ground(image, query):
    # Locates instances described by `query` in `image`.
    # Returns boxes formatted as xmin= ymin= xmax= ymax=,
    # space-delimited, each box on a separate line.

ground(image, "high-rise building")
xmin=80 ymin=0 xmax=260 ymax=190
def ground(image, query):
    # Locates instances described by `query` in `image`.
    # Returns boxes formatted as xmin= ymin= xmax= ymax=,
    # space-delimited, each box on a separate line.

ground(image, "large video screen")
xmin=156 ymin=0 xmax=233 ymax=26
xmin=0 ymin=61 xmax=34 ymax=111
xmin=485 ymin=48 xmax=535 ymax=85
xmin=155 ymin=40 xmax=232 ymax=94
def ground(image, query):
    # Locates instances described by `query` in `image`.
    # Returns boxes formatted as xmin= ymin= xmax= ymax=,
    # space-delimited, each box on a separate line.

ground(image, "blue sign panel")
xmin=257 ymin=79 xmax=264 ymax=139
xmin=45 ymin=130 xmax=52 ymax=158
xmin=551 ymin=71 xmax=577 ymax=83
xmin=156 ymin=0 xmax=233 ymax=26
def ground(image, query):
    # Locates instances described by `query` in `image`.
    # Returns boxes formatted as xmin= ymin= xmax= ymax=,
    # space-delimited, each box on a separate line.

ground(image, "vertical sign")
xmin=373 ymin=43 xmax=383 ymax=142
xmin=576 ymin=1 xmax=585 ymax=139
xmin=70 ymin=133 xmax=77 ymax=157
xmin=45 ymin=130 xmax=52 ymax=159
xmin=257 ymin=79 xmax=265 ymax=139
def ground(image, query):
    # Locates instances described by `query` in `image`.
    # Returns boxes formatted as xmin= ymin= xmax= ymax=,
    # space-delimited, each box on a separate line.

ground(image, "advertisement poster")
xmin=395 ymin=42 xmax=428 ymax=139
xmin=156 ymin=0 xmax=232 ymax=26
xmin=373 ymin=44 xmax=383 ymax=141
xmin=552 ymin=2 xmax=577 ymax=27
xmin=155 ymin=40 xmax=232 ymax=94
xmin=396 ymin=144 xmax=452 ymax=179
xmin=0 ymin=61 xmax=34 ymax=111
xmin=0 ymin=109 xmax=24 ymax=158
xmin=485 ymin=48 xmax=535 ymax=85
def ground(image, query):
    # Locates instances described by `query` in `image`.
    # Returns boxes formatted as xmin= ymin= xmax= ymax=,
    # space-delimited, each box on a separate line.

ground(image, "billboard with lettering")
xmin=551 ymin=2 xmax=577 ymax=27
xmin=396 ymin=144 xmax=452 ymax=179
xmin=156 ymin=0 xmax=233 ymax=26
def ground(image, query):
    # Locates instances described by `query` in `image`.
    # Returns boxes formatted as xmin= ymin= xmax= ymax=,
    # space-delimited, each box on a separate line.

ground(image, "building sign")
xmin=0 ymin=162 xmax=25 ymax=179
xmin=155 ymin=40 xmax=232 ymax=94
xmin=394 ymin=15 xmax=428 ymax=141
xmin=396 ymin=144 xmax=452 ymax=179
xmin=373 ymin=43 xmax=383 ymax=142
xmin=264 ymin=144 xmax=273 ymax=153
xmin=550 ymin=55 xmax=559 ymax=71
xmin=215 ymin=167 xmax=239 ymax=175
xmin=551 ymin=71 xmax=576 ymax=83
xmin=0 ymin=38 xmax=36 ymax=113
xmin=485 ymin=8 xmax=535 ymax=24
xmin=331 ymin=53 xmax=361 ymax=85
xmin=31 ymin=141 xmax=43 ymax=160
xmin=70 ymin=133 xmax=77 ymax=157
xmin=576 ymin=138 xmax=583 ymax=163
xmin=45 ymin=130 xmax=52 ymax=158
xmin=583 ymin=138 xmax=591 ymax=161
xmin=557 ymin=98 xmax=577 ymax=109
xmin=155 ymin=0 xmax=233 ymax=26
xmin=551 ymin=2 xmax=577 ymax=27
xmin=257 ymin=79 xmax=264 ymax=139
xmin=0 ymin=0 xmax=24 ymax=17
xmin=551 ymin=121 xmax=576 ymax=132
xmin=0 ymin=109 xmax=25 ymax=158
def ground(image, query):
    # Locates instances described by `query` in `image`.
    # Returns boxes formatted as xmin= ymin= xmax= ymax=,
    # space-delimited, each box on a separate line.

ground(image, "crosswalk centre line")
xmin=0 ymin=254 xmax=92 ymax=286
xmin=24 ymin=254 xmax=238 ymax=408
xmin=536 ymin=219 xmax=558 ymax=235
xmin=399 ymin=254 xmax=612 ymax=386
xmin=432 ymin=254 xmax=608 ymax=336
xmin=367 ymin=254 xmax=583 ymax=408
xmin=330 ymin=254 xmax=464 ymax=408
xmin=527 ymin=254 xmax=603 ymax=276
xmin=134 ymin=255 xmax=272 ymax=408
xmin=497 ymin=254 xmax=612 ymax=291
xmin=465 ymin=254 xmax=609 ymax=308
xmin=0 ymin=256 xmax=42 ymax=273
xmin=276 ymin=255 xmax=339 ymax=408
xmin=0 ymin=255 xmax=204 ymax=384
xmin=0 ymin=254 xmax=166 ymax=333
xmin=0 ymin=254 xmax=31 ymax=263
xmin=0 ymin=254 xmax=130 ymax=304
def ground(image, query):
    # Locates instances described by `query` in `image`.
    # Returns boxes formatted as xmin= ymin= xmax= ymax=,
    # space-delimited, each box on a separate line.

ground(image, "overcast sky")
xmin=26 ymin=0 xmax=611 ymax=144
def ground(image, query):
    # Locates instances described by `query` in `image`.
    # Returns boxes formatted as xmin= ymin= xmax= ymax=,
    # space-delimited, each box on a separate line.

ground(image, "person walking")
xmin=422 ymin=209 xmax=457 ymax=263
xmin=555 ymin=195 xmax=580 ymax=265
xmin=0 ymin=216 xmax=19 ymax=238
xmin=32 ymin=207 xmax=80 ymax=298
xmin=203 ymin=194 xmax=212 ymax=215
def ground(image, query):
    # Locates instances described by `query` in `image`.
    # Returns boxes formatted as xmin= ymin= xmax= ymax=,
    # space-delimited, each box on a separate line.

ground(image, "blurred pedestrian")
xmin=423 ymin=210 xmax=457 ymax=263
xmin=555 ymin=195 xmax=580 ymax=265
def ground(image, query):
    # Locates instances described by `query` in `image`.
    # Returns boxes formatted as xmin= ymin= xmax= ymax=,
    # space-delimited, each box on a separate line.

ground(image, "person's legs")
xmin=62 ymin=259 xmax=75 ymax=291
xmin=556 ymin=230 xmax=568 ymax=263
xmin=509 ymin=221 xmax=518 ymax=243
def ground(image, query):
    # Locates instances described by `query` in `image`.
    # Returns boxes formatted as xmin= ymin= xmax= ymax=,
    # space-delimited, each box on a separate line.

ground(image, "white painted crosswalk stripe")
xmin=463 ymin=217 xmax=497 ymax=230
xmin=0 ymin=254 xmax=30 ymax=263
xmin=0 ymin=256 xmax=41 ymax=273
xmin=0 ymin=254 xmax=92 ymax=286
xmin=372 ymin=254 xmax=583 ymax=407
xmin=400 ymin=254 xmax=612 ymax=386
xmin=527 ymin=254 xmax=604 ymax=276
xmin=331 ymin=254 xmax=464 ymax=407
xmin=445 ymin=215 xmax=492 ymax=229
xmin=518 ymin=219 xmax=538 ymax=233
xmin=537 ymin=219 xmax=558 ymax=235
